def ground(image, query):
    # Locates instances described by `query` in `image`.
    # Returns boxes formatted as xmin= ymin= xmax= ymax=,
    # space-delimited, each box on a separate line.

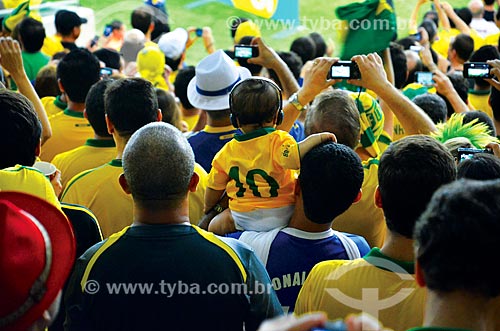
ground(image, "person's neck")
xmin=206 ymin=115 xmax=232 ymax=128
xmin=450 ymin=57 xmax=464 ymax=72
xmin=288 ymin=196 xmax=332 ymax=232
xmin=424 ymin=291 xmax=489 ymax=331
xmin=379 ymin=230 xmax=415 ymax=261
xmin=60 ymin=35 xmax=76 ymax=43
xmin=484 ymin=4 xmax=494 ymax=11
xmin=181 ymin=106 xmax=201 ymax=117
xmin=112 ymin=133 xmax=129 ymax=159
xmin=93 ymin=133 xmax=114 ymax=140
xmin=474 ymin=84 xmax=491 ymax=92
xmin=239 ymin=123 xmax=274 ymax=134
xmin=67 ymin=101 xmax=85 ymax=112
xmin=133 ymin=199 xmax=191 ymax=225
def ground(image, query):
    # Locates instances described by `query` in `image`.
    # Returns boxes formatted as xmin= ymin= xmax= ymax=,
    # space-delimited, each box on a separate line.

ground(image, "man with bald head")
xmin=64 ymin=122 xmax=282 ymax=330
xmin=469 ymin=0 xmax=499 ymax=38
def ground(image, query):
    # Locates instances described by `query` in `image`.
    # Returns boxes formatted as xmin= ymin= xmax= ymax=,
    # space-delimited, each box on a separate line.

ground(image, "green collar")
xmin=108 ymin=159 xmax=122 ymax=167
xmin=363 ymin=247 xmax=415 ymax=274
xmin=85 ymin=139 xmax=116 ymax=148
xmin=468 ymin=89 xmax=490 ymax=95
xmin=64 ymin=108 xmax=85 ymax=118
xmin=234 ymin=127 xmax=275 ymax=142
xmin=408 ymin=327 xmax=474 ymax=331
xmin=54 ymin=95 xmax=67 ymax=110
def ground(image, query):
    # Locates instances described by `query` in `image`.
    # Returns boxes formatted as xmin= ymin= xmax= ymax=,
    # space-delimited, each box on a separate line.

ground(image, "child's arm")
xmin=204 ymin=187 xmax=226 ymax=214
xmin=298 ymin=132 xmax=336 ymax=159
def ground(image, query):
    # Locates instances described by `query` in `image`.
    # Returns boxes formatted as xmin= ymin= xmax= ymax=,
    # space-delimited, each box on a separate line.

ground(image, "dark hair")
xmin=236 ymin=36 xmax=262 ymax=76
xmin=437 ymin=72 xmax=469 ymax=118
xmin=18 ymin=17 xmax=45 ymax=53
xmin=206 ymin=109 xmax=230 ymax=121
xmin=104 ymin=78 xmax=159 ymax=137
xmin=484 ymin=0 xmax=495 ymax=5
xmin=85 ymin=79 xmax=114 ymax=137
xmin=423 ymin=11 xmax=439 ymax=27
xmin=229 ymin=17 xmax=248 ymax=39
xmin=378 ymin=135 xmax=456 ymax=238
xmin=131 ymin=8 xmax=152 ymax=34
xmin=155 ymin=88 xmax=182 ymax=131
xmin=0 ymin=91 xmax=41 ymax=168
xmin=305 ymin=90 xmax=361 ymax=149
xmin=300 ymin=142 xmax=364 ymax=223
xmin=412 ymin=94 xmax=447 ymax=124
xmin=174 ymin=66 xmax=196 ymax=110
xmin=165 ymin=56 xmax=182 ymax=73
xmin=390 ymin=42 xmax=408 ymax=89
xmin=290 ymin=37 xmax=317 ymax=65
xmin=93 ymin=48 xmax=122 ymax=70
xmin=35 ymin=65 xmax=60 ymax=98
xmin=463 ymin=111 xmax=496 ymax=136
xmin=57 ymin=48 xmax=100 ymax=103
xmin=419 ymin=19 xmax=438 ymax=43
xmin=268 ymin=51 xmax=303 ymax=88
xmin=396 ymin=37 xmax=418 ymax=50
xmin=469 ymin=46 xmax=500 ymax=88
xmin=450 ymin=8 xmax=473 ymax=29
xmin=491 ymin=86 xmax=500 ymax=122
xmin=415 ymin=179 xmax=500 ymax=298
xmin=230 ymin=78 xmax=280 ymax=126
xmin=309 ymin=32 xmax=327 ymax=58
xmin=457 ymin=153 xmax=500 ymax=180
xmin=451 ymin=34 xmax=474 ymax=62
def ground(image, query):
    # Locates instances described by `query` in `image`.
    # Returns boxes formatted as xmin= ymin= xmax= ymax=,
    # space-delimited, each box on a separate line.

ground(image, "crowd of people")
xmin=1 ymin=0 xmax=500 ymax=330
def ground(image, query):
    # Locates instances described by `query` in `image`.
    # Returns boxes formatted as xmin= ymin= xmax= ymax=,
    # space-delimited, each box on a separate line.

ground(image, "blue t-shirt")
xmin=229 ymin=228 xmax=370 ymax=313
xmin=289 ymin=120 xmax=305 ymax=142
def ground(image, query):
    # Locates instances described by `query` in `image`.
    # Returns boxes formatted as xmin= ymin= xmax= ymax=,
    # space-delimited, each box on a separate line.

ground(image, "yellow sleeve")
xmin=294 ymin=263 xmax=322 ymax=315
xmin=276 ymin=133 xmax=300 ymax=170
xmin=207 ymin=152 xmax=230 ymax=191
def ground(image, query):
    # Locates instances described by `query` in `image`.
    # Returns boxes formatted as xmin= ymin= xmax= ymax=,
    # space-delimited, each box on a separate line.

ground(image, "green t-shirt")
xmin=22 ymin=51 xmax=50 ymax=83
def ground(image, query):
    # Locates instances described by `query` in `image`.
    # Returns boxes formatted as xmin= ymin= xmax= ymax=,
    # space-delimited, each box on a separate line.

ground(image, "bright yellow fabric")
xmin=41 ymin=35 xmax=64 ymax=57
xmin=51 ymin=139 xmax=116 ymax=189
xmin=182 ymin=114 xmax=200 ymax=132
xmin=208 ymin=128 xmax=299 ymax=213
xmin=295 ymin=258 xmax=426 ymax=331
xmin=432 ymin=28 xmax=460 ymax=58
xmin=40 ymin=110 xmax=93 ymax=161
xmin=333 ymin=158 xmax=386 ymax=248
xmin=190 ymin=163 xmax=207 ymax=225
xmin=61 ymin=161 xmax=132 ymax=239
xmin=0 ymin=165 xmax=60 ymax=208
xmin=350 ymin=92 xmax=384 ymax=158
xmin=41 ymin=96 xmax=64 ymax=117
xmin=469 ymin=91 xmax=493 ymax=119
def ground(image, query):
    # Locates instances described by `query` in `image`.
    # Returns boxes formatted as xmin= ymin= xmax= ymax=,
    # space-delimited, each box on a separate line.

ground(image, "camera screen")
xmin=467 ymin=67 xmax=489 ymax=78
xmin=331 ymin=65 xmax=351 ymax=78
xmin=416 ymin=72 xmax=434 ymax=86
xmin=235 ymin=47 xmax=253 ymax=58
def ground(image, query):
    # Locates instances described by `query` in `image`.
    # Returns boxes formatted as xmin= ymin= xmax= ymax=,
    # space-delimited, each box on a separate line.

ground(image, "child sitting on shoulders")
xmin=205 ymin=77 xmax=335 ymax=234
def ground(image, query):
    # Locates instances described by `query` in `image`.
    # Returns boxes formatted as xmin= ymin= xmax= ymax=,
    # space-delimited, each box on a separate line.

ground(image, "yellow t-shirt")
xmin=41 ymin=95 xmax=66 ymax=117
xmin=182 ymin=114 xmax=201 ymax=132
xmin=61 ymin=159 xmax=132 ymax=238
xmin=208 ymin=128 xmax=300 ymax=213
xmin=0 ymin=165 xmax=60 ymax=208
xmin=333 ymin=157 xmax=386 ymax=248
xmin=469 ymin=90 xmax=493 ymax=119
xmin=40 ymin=109 xmax=93 ymax=162
xmin=432 ymin=28 xmax=460 ymax=58
xmin=295 ymin=248 xmax=426 ymax=331
xmin=189 ymin=163 xmax=208 ymax=225
xmin=51 ymin=139 xmax=116 ymax=189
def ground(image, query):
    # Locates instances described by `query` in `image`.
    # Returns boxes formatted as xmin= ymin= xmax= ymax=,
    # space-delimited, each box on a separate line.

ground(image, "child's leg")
xmin=207 ymin=209 xmax=237 ymax=235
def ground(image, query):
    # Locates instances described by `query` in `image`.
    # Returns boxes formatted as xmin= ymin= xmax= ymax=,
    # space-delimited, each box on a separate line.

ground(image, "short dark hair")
xmin=484 ymin=0 xmax=495 ymax=5
xmin=268 ymin=51 xmax=303 ymax=88
xmin=450 ymin=8 xmax=473 ymax=28
xmin=18 ymin=17 xmax=45 ymax=53
xmin=378 ymin=135 xmax=456 ymax=238
xmin=93 ymin=48 xmax=122 ymax=70
xmin=290 ymin=37 xmax=316 ymax=65
xmin=131 ymin=8 xmax=152 ymax=34
xmin=155 ymin=88 xmax=182 ymax=130
xmin=35 ymin=65 xmax=60 ymax=98
xmin=0 ymin=91 xmax=41 ymax=168
xmin=174 ymin=66 xmax=195 ymax=110
xmin=85 ymin=79 xmax=114 ymax=137
xmin=305 ymin=90 xmax=361 ymax=149
xmin=300 ymin=142 xmax=364 ymax=223
xmin=457 ymin=153 xmax=500 ymax=180
xmin=104 ymin=78 xmax=159 ymax=138
xmin=469 ymin=46 xmax=500 ymax=88
xmin=437 ymin=72 xmax=469 ymax=118
xmin=419 ymin=19 xmax=438 ymax=43
xmin=423 ymin=11 xmax=439 ymax=27
xmin=415 ymin=179 xmax=500 ymax=298
xmin=236 ymin=36 xmax=262 ymax=76
xmin=230 ymin=78 xmax=281 ymax=126
xmin=451 ymin=34 xmax=474 ymax=62
xmin=57 ymin=49 xmax=100 ymax=103
xmin=390 ymin=42 xmax=408 ymax=89
xmin=309 ymin=32 xmax=327 ymax=58
xmin=165 ymin=56 xmax=182 ymax=73
xmin=412 ymin=94 xmax=447 ymax=124
xmin=463 ymin=111 xmax=496 ymax=136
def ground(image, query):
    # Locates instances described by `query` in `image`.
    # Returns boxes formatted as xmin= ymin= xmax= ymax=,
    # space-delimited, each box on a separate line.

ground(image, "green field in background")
xmin=81 ymin=0 xmax=472 ymax=64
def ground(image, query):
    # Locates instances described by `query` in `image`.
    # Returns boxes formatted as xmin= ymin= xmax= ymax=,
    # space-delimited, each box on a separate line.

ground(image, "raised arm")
xmin=441 ymin=1 xmax=471 ymax=34
xmin=434 ymin=0 xmax=451 ymax=30
xmin=410 ymin=0 xmax=428 ymax=32
xmin=0 ymin=37 xmax=52 ymax=144
xmin=349 ymin=53 xmax=437 ymax=135
xmin=433 ymin=70 xmax=469 ymax=113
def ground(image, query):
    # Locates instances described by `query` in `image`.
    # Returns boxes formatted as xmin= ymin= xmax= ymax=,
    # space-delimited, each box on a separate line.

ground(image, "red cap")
xmin=0 ymin=192 xmax=75 ymax=330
